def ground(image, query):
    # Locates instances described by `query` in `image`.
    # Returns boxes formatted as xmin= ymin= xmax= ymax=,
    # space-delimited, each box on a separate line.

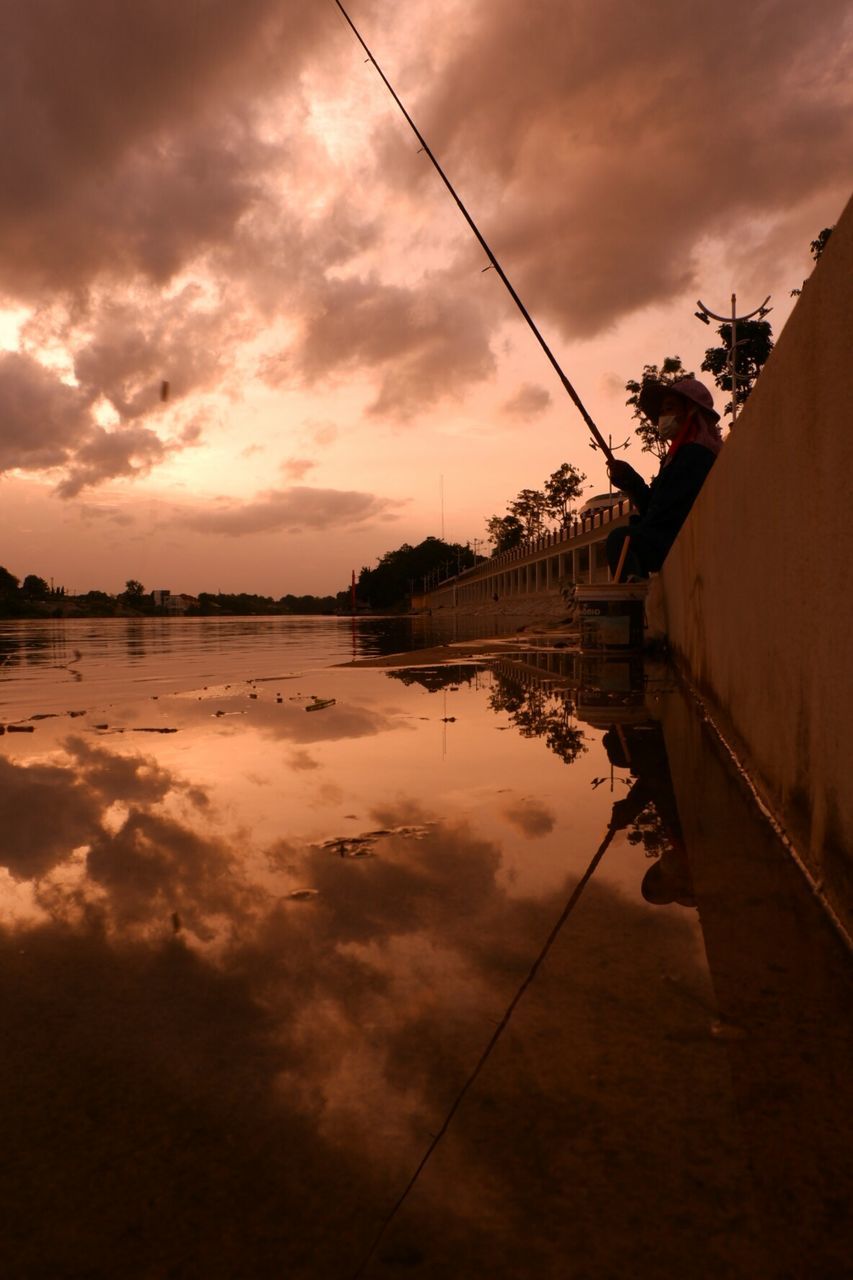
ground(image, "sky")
xmin=0 ymin=0 xmax=850 ymax=596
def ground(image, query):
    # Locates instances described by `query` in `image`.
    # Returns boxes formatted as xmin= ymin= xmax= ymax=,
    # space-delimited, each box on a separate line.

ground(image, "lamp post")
xmin=695 ymin=293 xmax=772 ymax=424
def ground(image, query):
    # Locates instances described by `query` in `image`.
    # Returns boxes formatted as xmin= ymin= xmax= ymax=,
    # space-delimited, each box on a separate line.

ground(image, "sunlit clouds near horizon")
xmin=0 ymin=0 xmax=850 ymax=593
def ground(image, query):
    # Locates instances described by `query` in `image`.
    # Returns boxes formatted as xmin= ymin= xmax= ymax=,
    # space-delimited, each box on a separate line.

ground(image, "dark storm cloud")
xmin=416 ymin=0 xmax=853 ymax=334
xmin=294 ymin=272 xmax=496 ymax=418
xmin=0 ymin=0 xmax=849 ymax=496
xmin=0 ymin=352 xmax=92 ymax=471
xmin=0 ymin=755 xmax=102 ymax=880
xmin=183 ymin=485 xmax=402 ymax=535
xmin=0 ymin=0 xmax=327 ymax=298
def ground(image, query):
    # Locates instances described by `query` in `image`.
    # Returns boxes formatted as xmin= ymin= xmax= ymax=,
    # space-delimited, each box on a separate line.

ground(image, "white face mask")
xmin=658 ymin=412 xmax=681 ymax=440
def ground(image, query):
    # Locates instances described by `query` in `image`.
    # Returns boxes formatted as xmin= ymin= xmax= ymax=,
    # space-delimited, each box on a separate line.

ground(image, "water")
xmin=2 ymin=618 xmax=850 ymax=1277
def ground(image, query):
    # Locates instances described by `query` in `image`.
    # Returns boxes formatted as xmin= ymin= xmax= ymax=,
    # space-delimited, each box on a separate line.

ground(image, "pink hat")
xmin=639 ymin=377 xmax=720 ymax=424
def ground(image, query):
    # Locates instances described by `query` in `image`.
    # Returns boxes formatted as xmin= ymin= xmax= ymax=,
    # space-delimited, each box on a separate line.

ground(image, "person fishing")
xmin=606 ymin=378 xmax=723 ymax=581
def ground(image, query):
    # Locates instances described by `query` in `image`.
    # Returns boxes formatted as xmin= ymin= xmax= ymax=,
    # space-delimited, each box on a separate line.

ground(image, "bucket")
xmin=576 ymin=582 xmax=647 ymax=651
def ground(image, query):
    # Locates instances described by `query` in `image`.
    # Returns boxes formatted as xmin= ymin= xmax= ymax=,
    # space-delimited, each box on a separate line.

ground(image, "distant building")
xmin=151 ymin=589 xmax=171 ymax=607
xmin=579 ymin=492 xmax=623 ymax=518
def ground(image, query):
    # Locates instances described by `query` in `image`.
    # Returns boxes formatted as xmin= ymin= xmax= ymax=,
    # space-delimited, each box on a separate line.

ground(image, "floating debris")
xmin=314 ymin=823 xmax=433 ymax=860
xmin=287 ymin=889 xmax=319 ymax=902
xmin=249 ymin=693 xmax=258 ymax=700
xmin=29 ymin=713 xmax=58 ymax=721
xmin=7 ymin=724 xmax=35 ymax=734
xmin=319 ymin=837 xmax=375 ymax=859
xmin=67 ymin=710 xmax=86 ymax=718
xmin=306 ymin=698 xmax=336 ymax=713
xmin=171 ymin=911 xmax=182 ymax=933
xmin=132 ymin=727 xmax=178 ymax=734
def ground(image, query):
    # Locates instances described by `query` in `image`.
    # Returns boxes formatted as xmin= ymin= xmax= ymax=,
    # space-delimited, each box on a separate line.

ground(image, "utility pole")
xmin=695 ymin=293 xmax=772 ymax=424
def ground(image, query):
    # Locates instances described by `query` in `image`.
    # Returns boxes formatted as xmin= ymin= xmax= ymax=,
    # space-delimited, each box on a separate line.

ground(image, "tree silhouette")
xmin=544 ymin=463 xmax=587 ymax=530
xmin=700 ymin=319 xmax=774 ymax=417
xmin=625 ymin=356 xmax=694 ymax=460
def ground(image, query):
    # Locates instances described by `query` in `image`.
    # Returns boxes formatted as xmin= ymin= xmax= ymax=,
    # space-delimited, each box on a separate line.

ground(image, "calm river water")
xmin=1 ymin=617 xmax=850 ymax=1278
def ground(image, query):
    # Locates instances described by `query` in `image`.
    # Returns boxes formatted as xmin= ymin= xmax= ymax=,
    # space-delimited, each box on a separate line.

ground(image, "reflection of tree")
xmin=626 ymin=800 xmax=670 ymax=861
xmin=489 ymin=673 xmax=586 ymax=766
xmin=387 ymin=664 xmax=481 ymax=693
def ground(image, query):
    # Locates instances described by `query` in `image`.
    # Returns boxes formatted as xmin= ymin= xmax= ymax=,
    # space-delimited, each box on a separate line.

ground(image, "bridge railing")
xmin=427 ymin=498 xmax=634 ymax=591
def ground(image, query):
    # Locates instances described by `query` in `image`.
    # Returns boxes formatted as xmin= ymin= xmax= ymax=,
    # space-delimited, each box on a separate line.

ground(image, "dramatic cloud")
xmin=0 ymin=755 xmax=102 ymax=880
xmin=183 ymin=485 xmax=401 ymax=536
xmin=294 ymin=273 xmax=496 ymax=417
xmin=0 ymin=0 xmax=848 ymax=508
xmin=418 ymin=0 xmax=853 ymax=334
xmin=0 ymin=0 xmax=329 ymax=299
xmin=0 ymin=352 xmax=92 ymax=471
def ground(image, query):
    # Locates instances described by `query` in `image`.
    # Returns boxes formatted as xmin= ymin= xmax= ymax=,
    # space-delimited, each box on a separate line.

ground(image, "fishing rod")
xmin=332 ymin=0 xmax=614 ymax=464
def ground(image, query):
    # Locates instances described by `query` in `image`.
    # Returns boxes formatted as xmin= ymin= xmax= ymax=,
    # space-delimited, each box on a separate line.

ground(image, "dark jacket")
xmin=614 ymin=444 xmax=716 ymax=570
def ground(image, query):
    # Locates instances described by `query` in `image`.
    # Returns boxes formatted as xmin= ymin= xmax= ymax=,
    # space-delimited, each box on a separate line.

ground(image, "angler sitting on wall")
xmin=606 ymin=377 xmax=723 ymax=581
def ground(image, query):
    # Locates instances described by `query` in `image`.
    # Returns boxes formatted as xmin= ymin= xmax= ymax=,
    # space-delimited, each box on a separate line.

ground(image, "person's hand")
xmin=607 ymin=459 xmax=636 ymax=491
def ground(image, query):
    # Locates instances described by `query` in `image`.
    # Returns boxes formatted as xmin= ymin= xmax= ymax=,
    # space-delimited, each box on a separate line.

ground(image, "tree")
xmin=544 ymin=463 xmax=587 ymax=530
xmin=810 ymin=227 xmax=834 ymax=261
xmin=486 ymin=513 xmax=523 ymax=554
xmin=21 ymin=574 xmax=49 ymax=598
xmin=509 ymin=488 xmax=549 ymax=539
xmin=353 ymin=537 xmax=476 ymax=608
xmin=700 ymin=318 xmax=774 ymax=417
xmin=791 ymin=225 xmax=835 ymax=296
xmin=123 ymin=579 xmax=145 ymax=598
xmin=625 ymin=356 xmax=694 ymax=460
xmin=0 ymin=566 xmax=20 ymax=597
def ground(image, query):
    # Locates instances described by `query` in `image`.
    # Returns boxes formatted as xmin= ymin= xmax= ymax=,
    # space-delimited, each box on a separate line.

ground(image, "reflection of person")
xmin=606 ymin=378 xmax=722 ymax=581
xmin=604 ymin=721 xmax=695 ymax=908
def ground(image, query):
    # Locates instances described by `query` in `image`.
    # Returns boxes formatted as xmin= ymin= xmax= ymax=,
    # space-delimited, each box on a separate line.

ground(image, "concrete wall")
xmin=649 ymin=193 xmax=853 ymax=932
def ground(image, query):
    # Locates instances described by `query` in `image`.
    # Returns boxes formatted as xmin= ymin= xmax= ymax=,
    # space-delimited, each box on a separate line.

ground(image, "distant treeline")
xmin=0 ymin=566 xmax=347 ymax=619
xmin=0 ymin=535 xmax=481 ymax=619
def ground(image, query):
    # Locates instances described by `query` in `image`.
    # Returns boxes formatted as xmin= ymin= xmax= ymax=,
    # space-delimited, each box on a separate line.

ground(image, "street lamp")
xmin=695 ymin=293 xmax=772 ymax=424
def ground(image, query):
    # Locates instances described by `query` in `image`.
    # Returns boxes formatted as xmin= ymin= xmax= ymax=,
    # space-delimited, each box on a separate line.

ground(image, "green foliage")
xmin=700 ymin=319 xmax=773 ymax=416
xmin=508 ymin=488 xmax=549 ymax=538
xmin=486 ymin=513 xmax=523 ymax=554
xmin=544 ymin=463 xmax=587 ymax=529
xmin=197 ymin=592 xmax=281 ymax=615
xmin=21 ymin=574 xmax=50 ymax=598
xmin=625 ymin=356 xmax=694 ymax=460
xmin=791 ymin=225 xmax=835 ymax=295
xmin=354 ymin=537 xmax=477 ymax=608
xmin=0 ymin=566 xmax=20 ymax=597
xmin=278 ymin=594 xmax=340 ymax=615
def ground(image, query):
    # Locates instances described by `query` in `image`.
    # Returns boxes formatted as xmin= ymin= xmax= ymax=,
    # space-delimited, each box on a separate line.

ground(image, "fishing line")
xmin=350 ymin=822 xmax=618 ymax=1279
xmin=331 ymin=0 xmax=613 ymax=464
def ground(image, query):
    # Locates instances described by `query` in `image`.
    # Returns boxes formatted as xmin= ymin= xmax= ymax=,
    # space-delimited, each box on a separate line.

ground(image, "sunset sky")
xmin=1 ymin=0 xmax=850 ymax=595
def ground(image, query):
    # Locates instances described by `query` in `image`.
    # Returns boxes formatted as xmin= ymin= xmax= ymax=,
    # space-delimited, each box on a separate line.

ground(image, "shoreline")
xmin=337 ymin=625 xmax=579 ymax=669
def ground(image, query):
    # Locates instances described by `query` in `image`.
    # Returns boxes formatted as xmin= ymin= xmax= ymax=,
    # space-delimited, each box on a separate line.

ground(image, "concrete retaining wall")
xmin=648 ymin=193 xmax=853 ymax=932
